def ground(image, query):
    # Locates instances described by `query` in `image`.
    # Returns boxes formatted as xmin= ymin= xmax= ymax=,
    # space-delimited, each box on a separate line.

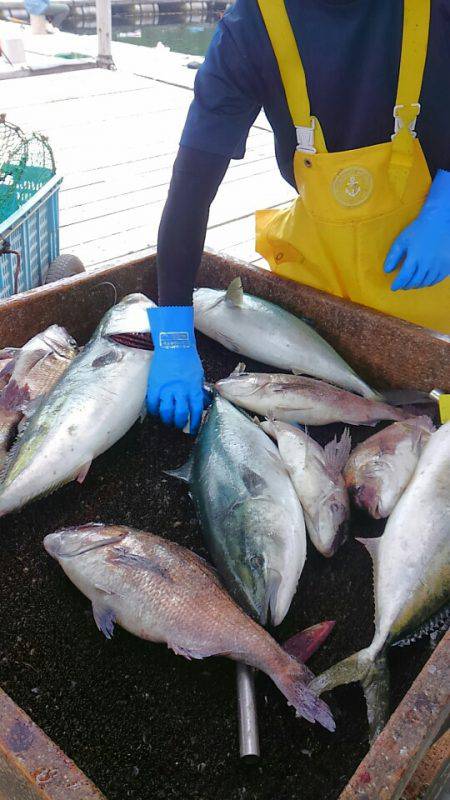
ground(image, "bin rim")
xmin=0 ymin=173 xmax=63 ymax=238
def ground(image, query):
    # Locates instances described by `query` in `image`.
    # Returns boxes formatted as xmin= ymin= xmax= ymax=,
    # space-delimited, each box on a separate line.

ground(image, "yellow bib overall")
xmin=255 ymin=0 xmax=450 ymax=334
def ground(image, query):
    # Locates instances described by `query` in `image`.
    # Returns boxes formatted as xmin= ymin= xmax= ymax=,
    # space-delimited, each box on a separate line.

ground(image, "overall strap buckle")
xmin=296 ymin=119 xmax=317 ymax=154
xmin=392 ymin=103 xmax=421 ymax=139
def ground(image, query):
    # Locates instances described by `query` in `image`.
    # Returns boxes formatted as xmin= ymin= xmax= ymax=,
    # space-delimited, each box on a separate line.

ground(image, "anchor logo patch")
xmin=332 ymin=167 xmax=373 ymax=207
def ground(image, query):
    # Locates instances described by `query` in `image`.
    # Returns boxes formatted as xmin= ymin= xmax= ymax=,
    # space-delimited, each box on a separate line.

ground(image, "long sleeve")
xmin=157 ymin=146 xmax=230 ymax=306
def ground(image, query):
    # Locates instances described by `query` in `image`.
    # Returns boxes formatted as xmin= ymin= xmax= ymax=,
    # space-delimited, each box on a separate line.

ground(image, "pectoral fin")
xmin=77 ymin=459 xmax=92 ymax=484
xmin=93 ymin=602 xmax=116 ymax=639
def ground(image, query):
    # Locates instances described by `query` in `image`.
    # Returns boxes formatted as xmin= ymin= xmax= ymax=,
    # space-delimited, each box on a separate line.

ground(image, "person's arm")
xmin=157 ymin=146 xmax=230 ymax=306
xmin=147 ymin=3 xmax=262 ymax=434
xmin=146 ymin=147 xmax=229 ymax=434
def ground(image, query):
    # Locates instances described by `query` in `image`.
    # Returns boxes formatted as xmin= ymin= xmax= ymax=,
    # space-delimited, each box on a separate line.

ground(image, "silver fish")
xmin=0 ymin=295 xmax=155 ymax=518
xmin=44 ymin=523 xmax=335 ymax=731
xmin=194 ymin=278 xmax=377 ymax=398
xmin=310 ymin=422 xmax=450 ymax=740
xmin=216 ymin=365 xmax=405 ymax=426
xmin=169 ymin=396 xmax=307 ymax=626
xmin=262 ymin=421 xmax=351 ymax=557
xmin=344 ymin=416 xmax=435 ymax=518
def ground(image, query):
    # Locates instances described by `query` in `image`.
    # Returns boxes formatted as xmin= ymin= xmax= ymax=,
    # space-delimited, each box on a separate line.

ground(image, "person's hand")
xmin=147 ymin=306 xmax=205 ymax=434
xmin=384 ymin=169 xmax=450 ymax=290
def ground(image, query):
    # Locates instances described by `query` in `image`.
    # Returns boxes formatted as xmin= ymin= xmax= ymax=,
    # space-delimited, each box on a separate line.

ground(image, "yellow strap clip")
xmin=438 ymin=395 xmax=450 ymax=424
xmin=392 ymin=103 xmax=421 ymax=140
xmin=430 ymin=390 xmax=450 ymax=423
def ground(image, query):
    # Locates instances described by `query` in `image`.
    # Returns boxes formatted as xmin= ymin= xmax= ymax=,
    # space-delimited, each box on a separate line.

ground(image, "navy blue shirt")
xmin=181 ymin=0 xmax=450 ymax=188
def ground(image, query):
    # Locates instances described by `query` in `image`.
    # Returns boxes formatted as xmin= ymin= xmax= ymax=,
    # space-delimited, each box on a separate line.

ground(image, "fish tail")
xmin=309 ymin=647 xmax=390 ymax=743
xmin=271 ymin=656 xmax=336 ymax=732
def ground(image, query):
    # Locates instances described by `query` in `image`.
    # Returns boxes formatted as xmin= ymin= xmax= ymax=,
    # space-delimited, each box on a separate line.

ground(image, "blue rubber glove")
xmin=384 ymin=169 xmax=450 ymax=290
xmin=147 ymin=306 xmax=205 ymax=434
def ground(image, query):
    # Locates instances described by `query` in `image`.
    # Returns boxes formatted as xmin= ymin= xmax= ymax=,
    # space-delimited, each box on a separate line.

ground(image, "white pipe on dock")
xmin=96 ymin=0 xmax=115 ymax=69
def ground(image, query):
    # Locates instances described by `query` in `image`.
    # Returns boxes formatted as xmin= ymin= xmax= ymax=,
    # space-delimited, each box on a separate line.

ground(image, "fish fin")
xmin=0 ymin=347 xmax=19 ymax=362
xmin=92 ymin=602 xmax=116 ymax=640
xmin=12 ymin=347 xmax=48 ymax=381
xmin=291 ymin=369 xmax=305 ymax=376
xmin=356 ymin=536 xmax=381 ymax=561
xmin=139 ymin=401 xmax=147 ymax=424
xmin=309 ymin=647 xmax=389 ymax=742
xmin=393 ymin=604 xmax=450 ymax=647
xmin=168 ymin=643 xmax=207 ymax=661
xmin=274 ymin=660 xmax=335 ymax=731
xmin=94 ymin=584 xmax=115 ymax=595
xmin=232 ymin=362 xmax=247 ymax=376
xmin=76 ymin=459 xmax=92 ymax=484
xmin=323 ymin=428 xmax=352 ymax=479
xmin=91 ymin=349 xmax=124 ymax=369
xmin=165 ymin=457 xmax=193 ymax=484
xmin=216 ymin=330 xmax=241 ymax=352
xmin=241 ymin=466 xmax=267 ymax=496
xmin=283 ymin=621 xmax=335 ymax=664
xmin=225 ymin=277 xmax=244 ymax=308
xmin=362 ymin=651 xmax=390 ymax=743
xmin=109 ymin=550 xmax=171 ymax=581
xmin=259 ymin=419 xmax=277 ymax=440
xmin=309 ymin=647 xmax=374 ymax=695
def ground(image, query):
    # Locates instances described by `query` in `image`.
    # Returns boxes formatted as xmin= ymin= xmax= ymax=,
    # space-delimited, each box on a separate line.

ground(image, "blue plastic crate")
xmin=0 ymin=164 xmax=55 ymax=225
xmin=0 ymin=171 xmax=62 ymax=299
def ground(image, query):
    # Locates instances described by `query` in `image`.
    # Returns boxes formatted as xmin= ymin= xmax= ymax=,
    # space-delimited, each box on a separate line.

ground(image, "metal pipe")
xmin=95 ymin=0 xmax=115 ymax=69
xmin=236 ymin=663 xmax=260 ymax=760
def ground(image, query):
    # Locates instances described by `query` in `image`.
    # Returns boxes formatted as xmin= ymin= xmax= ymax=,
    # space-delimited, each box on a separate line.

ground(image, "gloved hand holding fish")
xmin=44 ymin=523 xmax=335 ymax=731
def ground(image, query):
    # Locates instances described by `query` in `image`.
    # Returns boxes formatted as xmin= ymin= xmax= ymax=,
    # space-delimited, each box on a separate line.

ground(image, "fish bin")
xmin=0 ymin=252 xmax=448 ymax=800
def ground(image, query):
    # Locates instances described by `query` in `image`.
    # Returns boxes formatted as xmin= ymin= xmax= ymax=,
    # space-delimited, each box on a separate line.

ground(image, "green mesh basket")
xmin=0 ymin=118 xmax=55 ymax=225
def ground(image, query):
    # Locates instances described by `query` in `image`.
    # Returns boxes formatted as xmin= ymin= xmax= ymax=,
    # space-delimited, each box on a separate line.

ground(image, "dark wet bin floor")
xmin=0 ymin=333 xmax=436 ymax=800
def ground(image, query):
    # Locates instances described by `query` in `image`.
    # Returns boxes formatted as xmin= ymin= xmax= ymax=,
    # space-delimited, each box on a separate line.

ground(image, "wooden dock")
xmin=1 ymin=30 xmax=295 ymax=271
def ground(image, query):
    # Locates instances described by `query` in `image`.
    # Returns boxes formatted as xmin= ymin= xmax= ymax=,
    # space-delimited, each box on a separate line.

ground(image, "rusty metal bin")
xmin=0 ymin=252 xmax=448 ymax=800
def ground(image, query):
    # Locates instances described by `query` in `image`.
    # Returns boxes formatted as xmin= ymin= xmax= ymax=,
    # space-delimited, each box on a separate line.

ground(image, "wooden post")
xmin=95 ymin=0 xmax=115 ymax=69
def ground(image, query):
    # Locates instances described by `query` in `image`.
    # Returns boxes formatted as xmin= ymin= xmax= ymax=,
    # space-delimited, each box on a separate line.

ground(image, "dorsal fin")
xmin=232 ymin=362 xmax=247 ymax=376
xmin=225 ymin=277 xmax=244 ymax=308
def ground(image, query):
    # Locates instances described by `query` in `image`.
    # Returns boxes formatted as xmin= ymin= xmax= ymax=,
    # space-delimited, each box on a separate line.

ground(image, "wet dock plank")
xmin=1 ymin=66 xmax=293 ymax=269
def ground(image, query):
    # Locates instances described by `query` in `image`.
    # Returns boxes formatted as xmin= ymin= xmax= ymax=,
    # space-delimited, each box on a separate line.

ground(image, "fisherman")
xmin=147 ymin=0 xmax=450 ymax=433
